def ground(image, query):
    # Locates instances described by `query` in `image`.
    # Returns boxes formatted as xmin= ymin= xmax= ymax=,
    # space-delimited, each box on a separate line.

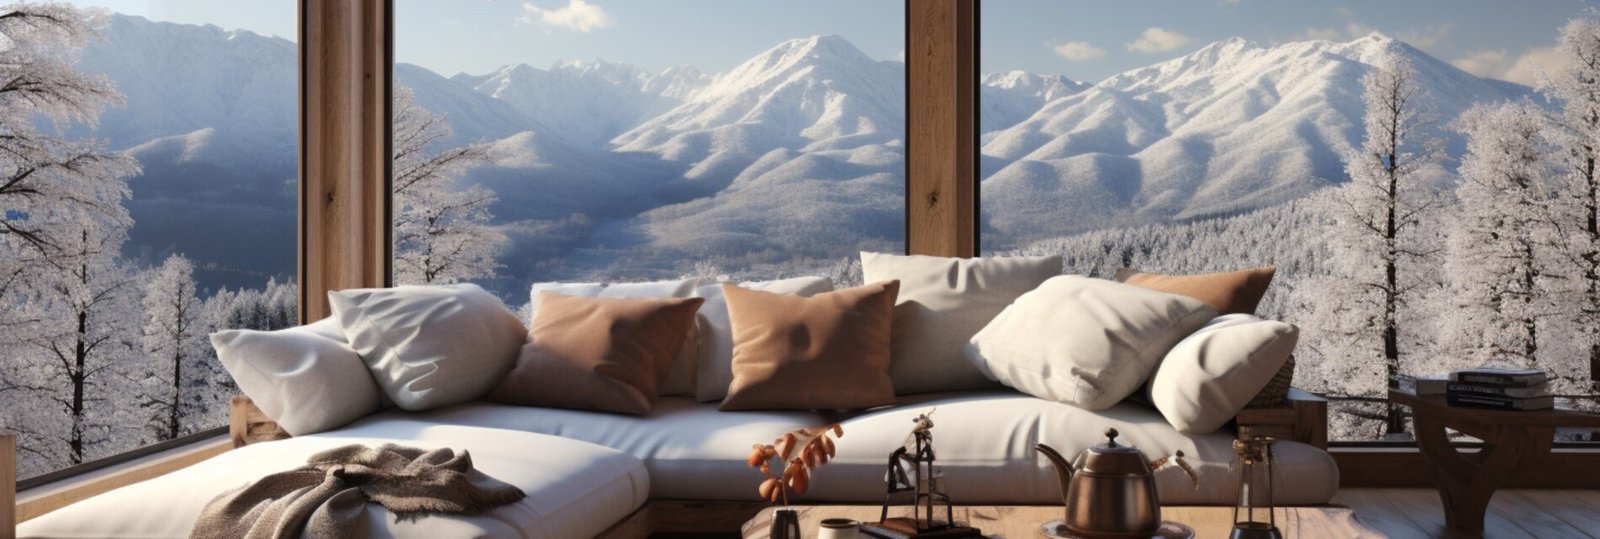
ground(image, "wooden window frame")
xmin=12 ymin=1 xmax=1600 ymax=531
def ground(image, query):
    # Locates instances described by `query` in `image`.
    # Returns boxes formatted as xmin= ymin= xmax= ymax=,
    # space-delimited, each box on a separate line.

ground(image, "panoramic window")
xmin=0 ymin=1 xmax=297 ymax=481
xmin=981 ymin=1 xmax=1600 ymax=442
xmin=391 ymin=0 xmax=907 ymax=302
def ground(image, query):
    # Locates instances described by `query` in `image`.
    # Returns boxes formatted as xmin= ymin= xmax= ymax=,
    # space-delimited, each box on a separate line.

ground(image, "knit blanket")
xmin=190 ymin=444 xmax=526 ymax=539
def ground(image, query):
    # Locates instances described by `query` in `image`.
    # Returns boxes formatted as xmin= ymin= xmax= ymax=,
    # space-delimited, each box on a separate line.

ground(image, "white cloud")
xmin=1451 ymin=47 xmax=1573 ymax=86
xmin=1504 ymin=47 xmax=1571 ymax=86
xmin=1452 ymin=49 xmax=1510 ymax=78
xmin=1052 ymin=41 xmax=1106 ymax=61
xmin=1399 ymin=23 xmax=1453 ymax=49
xmin=518 ymin=0 xmax=613 ymax=33
xmin=1127 ymin=27 xmax=1192 ymax=53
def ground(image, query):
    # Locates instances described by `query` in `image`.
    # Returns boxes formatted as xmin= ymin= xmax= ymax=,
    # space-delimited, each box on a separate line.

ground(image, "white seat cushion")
xmin=18 ymin=420 xmax=648 ymax=539
xmin=406 ymin=391 xmax=1337 ymax=505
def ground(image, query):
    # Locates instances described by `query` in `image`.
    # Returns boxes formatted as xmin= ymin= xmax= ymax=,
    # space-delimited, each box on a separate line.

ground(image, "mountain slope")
xmin=980 ymin=34 xmax=1531 ymax=248
xmin=980 ymin=71 xmax=1089 ymax=136
xmin=456 ymin=60 xmax=709 ymax=148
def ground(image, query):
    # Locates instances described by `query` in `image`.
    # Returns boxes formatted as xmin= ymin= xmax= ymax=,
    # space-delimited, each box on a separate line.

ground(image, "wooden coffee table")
xmin=740 ymin=505 xmax=1381 ymax=538
xmin=1390 ymin=390 xmax=1600 ymax=534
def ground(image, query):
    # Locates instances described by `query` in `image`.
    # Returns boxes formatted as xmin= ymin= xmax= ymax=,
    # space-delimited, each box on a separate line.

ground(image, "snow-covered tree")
xmin=20 ymin=224 xmax=144 ymax=466
xmin=0 ymin=3 xmax=136 ymax=256
xmin=391 ymin=86 xmax=504 ymax=285
xmin=139 ymin=255 xmax=213 ymax=440
xmin=1313 ymin=51 xmax=1443 ymax=435
xmin=208 ymin=277 xmax=297 ymax=331
xmin=1442 ymin=102 xmax=1563 ymax=369
xmin=1543 ymin=11 xmax=1600 ymax=385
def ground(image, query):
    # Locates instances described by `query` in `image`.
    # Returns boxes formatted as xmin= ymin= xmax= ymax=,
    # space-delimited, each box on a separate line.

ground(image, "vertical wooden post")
xmin=3 ymin=433 xmax=15 ymax=539
xmin=300 ymin=0 xmax=391 ymax=322
xmin=906 ymin=0 xmax=978 ymax=257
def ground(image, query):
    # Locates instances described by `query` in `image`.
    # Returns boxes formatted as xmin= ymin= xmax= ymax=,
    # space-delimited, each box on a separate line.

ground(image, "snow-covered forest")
xmin=997 ymin=16 xmax=1600 ymax=441
xmin=0 ymin=3 xmax=296 ymax=480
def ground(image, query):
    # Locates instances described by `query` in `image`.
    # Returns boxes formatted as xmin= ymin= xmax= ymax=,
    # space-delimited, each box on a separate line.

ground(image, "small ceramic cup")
xmin=818 ymin=518 xmax=861 ymax=539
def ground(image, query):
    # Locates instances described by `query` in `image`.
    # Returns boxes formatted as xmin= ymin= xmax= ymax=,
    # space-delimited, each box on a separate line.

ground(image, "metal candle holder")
xmin=1231 ymin=435 xmax=1283 ymax=539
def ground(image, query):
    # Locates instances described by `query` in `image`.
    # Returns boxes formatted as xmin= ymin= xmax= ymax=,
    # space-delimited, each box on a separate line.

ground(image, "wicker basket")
xmin=1245 ymin=355 xmax=1296 ymax=409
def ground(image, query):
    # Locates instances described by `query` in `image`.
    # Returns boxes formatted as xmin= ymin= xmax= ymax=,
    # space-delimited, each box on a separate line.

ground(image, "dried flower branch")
xmin=747 ymin=423 xmax=843 ymax=505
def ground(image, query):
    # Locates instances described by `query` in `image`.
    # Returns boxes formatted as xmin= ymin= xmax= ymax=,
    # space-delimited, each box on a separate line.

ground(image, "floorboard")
xmin=1338 ymin=489 xmax=1600 ymax=539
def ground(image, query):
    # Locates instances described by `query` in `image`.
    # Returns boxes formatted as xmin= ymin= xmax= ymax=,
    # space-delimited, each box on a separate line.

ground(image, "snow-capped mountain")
xmin=614 ymin=35 xmax=905 ymax=158
xmin=980 ymin=71 xmax=1089 ymax=136
xmin=980 ymin=34 xmax=1530 ymax=247
xmin=455 ymin=59 xmax=710 ymax=147
xmin=66 ymin=13 xmax=1543 ymax=294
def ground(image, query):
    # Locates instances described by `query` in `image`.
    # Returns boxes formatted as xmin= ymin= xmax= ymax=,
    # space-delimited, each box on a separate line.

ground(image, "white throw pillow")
xmin=966 ymin=276 xmax=1217 ymax=410
xmin=862 ymin=252 xmax=1060 ymax=394
xmin=212 ymin=318 xmax=382 ymax=436
xmin=691 ymin=276 xmax=835 ymax=402
xmin=530 ymin=278 xmax=713 ymax=396
xmin=1149 ymin=314 xmax=1298 ymax=433
xmin=330 ymin=284 xmax=527 ymax=411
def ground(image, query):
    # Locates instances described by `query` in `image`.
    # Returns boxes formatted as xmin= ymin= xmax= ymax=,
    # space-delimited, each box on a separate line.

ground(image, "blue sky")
xmin=73 ymin=1 xmax=1591 ymax=84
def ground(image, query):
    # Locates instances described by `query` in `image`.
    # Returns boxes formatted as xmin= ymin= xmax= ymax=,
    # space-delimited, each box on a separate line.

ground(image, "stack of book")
xmin=1446 ymin=367 xmax=1554 ymax=411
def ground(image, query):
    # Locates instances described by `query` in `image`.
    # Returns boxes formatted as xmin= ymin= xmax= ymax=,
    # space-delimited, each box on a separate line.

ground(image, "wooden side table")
xmin=1389 ymin=390 xmax=1600 ymax=534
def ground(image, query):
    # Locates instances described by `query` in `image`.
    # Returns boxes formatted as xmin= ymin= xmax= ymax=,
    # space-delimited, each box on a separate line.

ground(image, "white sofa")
xmin=18 ymin=388 xmax=1336 ymax=538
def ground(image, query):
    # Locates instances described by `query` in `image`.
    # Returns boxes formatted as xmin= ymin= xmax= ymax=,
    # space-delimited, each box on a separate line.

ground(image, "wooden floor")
xmin=1334 ymin=489 xmax=1600 ymax=538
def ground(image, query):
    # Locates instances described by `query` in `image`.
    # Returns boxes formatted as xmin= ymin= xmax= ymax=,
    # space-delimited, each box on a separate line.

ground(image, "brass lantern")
xmin=1231 ymin=436 xmax=1283 ymax=539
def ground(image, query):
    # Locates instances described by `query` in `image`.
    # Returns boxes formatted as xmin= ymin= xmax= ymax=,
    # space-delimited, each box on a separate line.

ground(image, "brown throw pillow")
xmin=1115 ymin=267 xmax=1275 ymax=315
xmin=488 ymin=292 xmax=704 ymax=415
xmin=720 ymin=280 xmax=899 ymax=411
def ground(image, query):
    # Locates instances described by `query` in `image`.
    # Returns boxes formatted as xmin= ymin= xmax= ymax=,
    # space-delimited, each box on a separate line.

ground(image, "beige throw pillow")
xmin=212 ymin=318 xmax=382 ymax=436
xmin=691 ymin=277 xmax=835 ymax=402
xmin=1149 ymin=314 xmax=1298 ymax=433
xmin=330 ymin=284 xmax=527 ymax=411
xmin=861 ymin=252 xmax=1060 ymax=394
xmin=531 ymin=278 xmax=713 ymax=397
xmin=490 ymin=293 xmax=704 ymax=415
xmin=966 ymin=276 xmax=1217 ymax=410
xmin=720 ymin=281 xmax=899 ymax=411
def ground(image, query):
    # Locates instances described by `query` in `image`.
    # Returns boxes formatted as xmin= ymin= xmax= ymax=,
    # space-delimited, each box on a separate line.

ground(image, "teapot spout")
xmin=1035 ymin=444 xmax=1075 ymax=503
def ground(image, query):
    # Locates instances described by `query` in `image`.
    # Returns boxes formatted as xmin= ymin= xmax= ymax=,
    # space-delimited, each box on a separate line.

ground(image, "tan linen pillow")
xmin=489 ymin=292 xmax=704 ymax=415
xmin=1148 ymin=314 xmax=1298 ymax=433
xmin=691 ymin=277 xmax=836 ymax=403
xmin=530 ymin=278 xmax=713 ymax=397
xmin=720 ymin=280 xmax=900 ymax=411
xmin=1115 ymin=267 xmax=1275 ymax=314
xmin=966 ymin=276 xmax=1217 ymax=410
xmin=861 ymin=252 xmax=1060 ymax=395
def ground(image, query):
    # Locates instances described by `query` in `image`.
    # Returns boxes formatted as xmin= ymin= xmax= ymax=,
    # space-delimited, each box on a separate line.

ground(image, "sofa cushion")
xmin=1149 ymin=314 xmax=1299 ymax=433
xmin=532 ymin=278 xmax=712 ymax=397
xmin=212 ymin=317 xmax=383 ymax=436
xmin=721 ymin=281 xmax=899 ymax=411
xmin=691 ymin=277 xmax=835 ymax=403
xmin=861 ymin=252 xmax=1060 ymax=395
xmin=17 ymin=421 xmax=649 ymax=539
xmin=490 ymin=292 xmax=705 ymax=415
xmin=967 ymin=276 xmax=1217 ymax=410
xmin=1116 ymin=267 xmax=1276 ymax=315
xmin=330 ymin=284 xmax=527 ymax=411
xmin=409 ymin=391 xmax=1338 ymax=505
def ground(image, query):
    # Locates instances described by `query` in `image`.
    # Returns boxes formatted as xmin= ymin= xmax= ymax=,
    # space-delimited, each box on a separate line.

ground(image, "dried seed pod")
xmin=776 ymin=433 xmax=798 ymax=460
xmin=759 ymin=477 xmax=783 ymax=502
xmin=823 ymin=436 xmax=836 ymax=458
xmin=789 ymin=467 xmax=811 ymax=495
xmin=747 ymin=447 xmax=767 ymax=468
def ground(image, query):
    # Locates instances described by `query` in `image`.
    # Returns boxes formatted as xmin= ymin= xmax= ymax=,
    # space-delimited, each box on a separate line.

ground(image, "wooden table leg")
xmin=1411 ymin=414 xmax=1554 ymax=534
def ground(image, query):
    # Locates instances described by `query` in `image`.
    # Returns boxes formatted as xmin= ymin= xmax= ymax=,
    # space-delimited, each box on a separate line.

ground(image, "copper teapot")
xmin=1036 ymin=428 xmax=1197 ymax=538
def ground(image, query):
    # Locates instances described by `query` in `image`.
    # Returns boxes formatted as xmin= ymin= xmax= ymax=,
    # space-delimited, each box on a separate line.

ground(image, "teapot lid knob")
xmin=1105 ymin=428 xmax=1120 ymax=446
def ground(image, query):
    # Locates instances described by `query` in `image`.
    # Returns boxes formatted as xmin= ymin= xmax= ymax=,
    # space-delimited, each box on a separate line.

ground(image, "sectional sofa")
xmin=14 ymin=258 xmax=1338 ymax=538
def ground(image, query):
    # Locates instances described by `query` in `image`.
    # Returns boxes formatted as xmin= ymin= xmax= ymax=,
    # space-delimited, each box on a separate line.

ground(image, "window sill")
xmin=13 ymin=436 xmax=230 ymax=525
